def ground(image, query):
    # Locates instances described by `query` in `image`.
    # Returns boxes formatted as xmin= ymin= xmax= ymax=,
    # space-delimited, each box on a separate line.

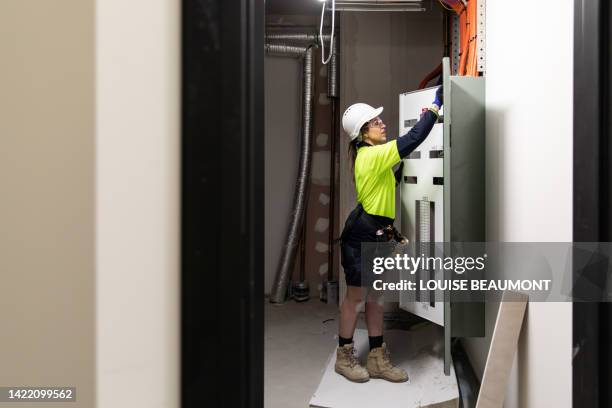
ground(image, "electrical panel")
xmin=399 ymin=86 xmax=446 ymax=327
xmin=398 ymin=57 xmax=485 ymax=374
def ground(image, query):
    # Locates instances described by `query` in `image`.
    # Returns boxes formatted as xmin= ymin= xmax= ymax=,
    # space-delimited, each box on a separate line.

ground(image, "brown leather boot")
xmin=334 ymin=343 xmax=370 ymax=383
xmin=366 ymin=343 xmax=409 ymax=382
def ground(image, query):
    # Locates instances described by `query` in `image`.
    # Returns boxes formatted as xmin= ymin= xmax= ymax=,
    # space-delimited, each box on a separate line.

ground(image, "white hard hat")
xmin=342 ymin=103 xmax=384 ymax=141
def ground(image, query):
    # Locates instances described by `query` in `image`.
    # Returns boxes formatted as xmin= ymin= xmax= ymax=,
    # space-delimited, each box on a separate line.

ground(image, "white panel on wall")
xmin=96 ymin=0 xmax=180 ymax=406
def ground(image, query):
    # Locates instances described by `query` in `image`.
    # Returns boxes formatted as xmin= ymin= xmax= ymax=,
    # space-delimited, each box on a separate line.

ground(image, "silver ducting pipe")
xmin=264 ymin=43 xmax=308 ymax=57
xmin=266 ymin=31 xmax=338 ymax=98
xmin=327 ymin=0 xmax=424 ymax=12
xmin=267 ymin=46 xmax=315 ymax=303
xmin=265 ymin=33 xmax=331 ymax=43
xmin=327 ymin=39 xmax=339 ymax=98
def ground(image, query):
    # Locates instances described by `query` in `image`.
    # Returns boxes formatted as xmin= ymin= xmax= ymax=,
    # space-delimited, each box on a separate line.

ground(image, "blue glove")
xmin=433 ymin=85 xmax=443 ymax=107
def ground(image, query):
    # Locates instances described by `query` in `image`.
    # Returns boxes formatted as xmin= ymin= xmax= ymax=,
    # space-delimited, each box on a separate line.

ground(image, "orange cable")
xmin=418 ymin=62 xmax=443 ymax=89
xmin=443 ymin=0 xmax=480 ymax=77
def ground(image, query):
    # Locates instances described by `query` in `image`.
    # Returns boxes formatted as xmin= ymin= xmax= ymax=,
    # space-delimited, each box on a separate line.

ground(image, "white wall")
xmin=95 ymin=0 xmax=180 ymax=406
xmin=462 ymin=1 xmax=573 ymax=407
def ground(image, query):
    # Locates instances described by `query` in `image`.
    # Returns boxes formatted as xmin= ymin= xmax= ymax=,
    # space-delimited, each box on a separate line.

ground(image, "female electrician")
xmin=335 ymin=86 xmax=443 ymax=383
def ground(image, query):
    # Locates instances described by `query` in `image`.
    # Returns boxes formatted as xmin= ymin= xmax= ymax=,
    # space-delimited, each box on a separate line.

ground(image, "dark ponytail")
xmin=348 ymin=122 xmax=369 ymax=182
xmin=348 ymin=138 xmax=358 ymax=168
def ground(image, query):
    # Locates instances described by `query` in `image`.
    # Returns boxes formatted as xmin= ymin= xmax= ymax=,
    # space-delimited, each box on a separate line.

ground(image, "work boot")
xmin=334 ymin=343 xmax=370 ymax=383
xmin=366 ymin=343 xmax=409 ymax=382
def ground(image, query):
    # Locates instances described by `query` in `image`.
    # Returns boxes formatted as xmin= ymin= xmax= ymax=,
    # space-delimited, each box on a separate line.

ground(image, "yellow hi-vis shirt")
xmin=354 ymin=140 xmax=401 ymax=219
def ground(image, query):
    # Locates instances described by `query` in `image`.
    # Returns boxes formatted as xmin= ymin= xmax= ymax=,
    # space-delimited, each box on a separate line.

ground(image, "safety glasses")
xmin=368 ymin=117 xmax=385 ymax=129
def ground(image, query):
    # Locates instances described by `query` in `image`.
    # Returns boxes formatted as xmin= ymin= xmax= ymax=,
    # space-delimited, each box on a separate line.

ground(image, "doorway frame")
xmin=180 ymin=1 xmax=265 ymax=407
xmin=573 ymin=1 xmax=611 ymax=407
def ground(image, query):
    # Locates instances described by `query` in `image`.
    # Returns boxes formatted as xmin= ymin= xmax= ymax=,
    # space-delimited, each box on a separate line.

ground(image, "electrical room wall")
xmin=95 ymin=0 xmax=180 ymax=406
xmin=461 ymin=1 xmax=573 ymax=407
xmin=265 ymin=52 xmax=302 ymax=294
xmin=265 ymin=15 xmax=336 ymax=297
xmin=0 ymin=2 xmax=95 ymax=406
xmin=338 ymin=7 xmax=444 ymax=298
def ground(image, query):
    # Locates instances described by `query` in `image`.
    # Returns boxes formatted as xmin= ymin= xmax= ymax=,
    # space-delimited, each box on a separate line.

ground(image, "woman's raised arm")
xmin=396 ymin=86 xmax=443 ymax=158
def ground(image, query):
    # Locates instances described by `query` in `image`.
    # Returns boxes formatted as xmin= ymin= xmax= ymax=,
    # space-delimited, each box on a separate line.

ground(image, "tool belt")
xmin=337 ymin=203 xmax=407 ymax=245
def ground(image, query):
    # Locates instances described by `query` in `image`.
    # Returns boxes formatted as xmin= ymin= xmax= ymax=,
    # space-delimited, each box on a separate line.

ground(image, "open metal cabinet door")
xmin=442 ymin=56 xmax=453 ymax=376
xmin=443 ymin=57 xmax=486 ymax=374
xmin=398 ymin=57 xmax=485 ymax=375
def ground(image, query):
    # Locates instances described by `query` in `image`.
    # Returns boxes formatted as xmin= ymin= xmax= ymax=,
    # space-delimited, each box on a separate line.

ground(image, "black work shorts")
xmin=340 ymin=209 xmax=394 ymax=287
xmin=341 ymin=240 xmax=364 ymax=287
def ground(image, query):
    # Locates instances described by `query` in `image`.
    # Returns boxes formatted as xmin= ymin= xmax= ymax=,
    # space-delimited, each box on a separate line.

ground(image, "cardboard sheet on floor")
xmin=310 ymin=325 xmax=459 ymax=408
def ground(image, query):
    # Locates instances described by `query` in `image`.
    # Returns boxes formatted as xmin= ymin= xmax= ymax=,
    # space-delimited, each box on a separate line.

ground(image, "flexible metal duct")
xmin=266 ymin=32 xmax=338 ymax=98
xmin=327 ymin=0 xmax=424 ymax=12
xmin=267 ymin=46 xmax=315 ymax=303
xmin=265 ymin=33 xmax=331 ymax=43
xmin=328 ymin=39 xmax=339 ymax=97
xmin=264 ymin=43 xmax=308 ymax=57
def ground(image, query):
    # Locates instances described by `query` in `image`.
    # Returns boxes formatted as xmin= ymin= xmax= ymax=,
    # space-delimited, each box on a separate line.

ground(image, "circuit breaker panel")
xmin=398 ymin=86 xmax=446 ymax=327
xmin=398 ymin=57 xmax=485 ymax=374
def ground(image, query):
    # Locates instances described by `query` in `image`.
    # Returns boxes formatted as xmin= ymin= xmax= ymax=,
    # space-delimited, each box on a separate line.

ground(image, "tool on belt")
xmin=337 ymin=203 xmax=407 ymax=245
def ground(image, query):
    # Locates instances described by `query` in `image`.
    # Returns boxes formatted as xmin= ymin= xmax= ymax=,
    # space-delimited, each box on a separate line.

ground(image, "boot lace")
xmin=344 ymin=347 xmax=359 ymax=368
xmin=381 ymin=347 xmax=394 ymax=370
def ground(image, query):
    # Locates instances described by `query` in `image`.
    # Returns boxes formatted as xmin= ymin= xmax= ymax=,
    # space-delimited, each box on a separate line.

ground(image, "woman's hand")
xmin=433 ymin=85 xmax=443 ymax=107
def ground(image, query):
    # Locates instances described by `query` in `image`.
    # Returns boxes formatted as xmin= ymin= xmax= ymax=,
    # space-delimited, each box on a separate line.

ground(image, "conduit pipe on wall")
xmin=265 ymin=32 xmax=339 ymax=98
xmin=267 ymin=45 xmax=315 ymax=303
xmin=265 ymin=33 xmax=331 ymax=43
xmin=328 ymin=39 xmax=339 ymax=97
xmin=326 ymin=38 xmax=339 ymax=284
xmin=327 ymin=0 xmax=424 ymax=12
xmin=264 ymin=43 xmax=309 ymax=57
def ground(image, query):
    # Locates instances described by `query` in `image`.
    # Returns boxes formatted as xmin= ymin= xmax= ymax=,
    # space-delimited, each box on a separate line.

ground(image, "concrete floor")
xmin=264 ymin=299 xmax=343 ymax=408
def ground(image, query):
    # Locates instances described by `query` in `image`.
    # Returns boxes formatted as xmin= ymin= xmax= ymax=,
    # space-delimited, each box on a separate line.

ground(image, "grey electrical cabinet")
xmin=398 ymin=57 xmax=485 ymax=374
